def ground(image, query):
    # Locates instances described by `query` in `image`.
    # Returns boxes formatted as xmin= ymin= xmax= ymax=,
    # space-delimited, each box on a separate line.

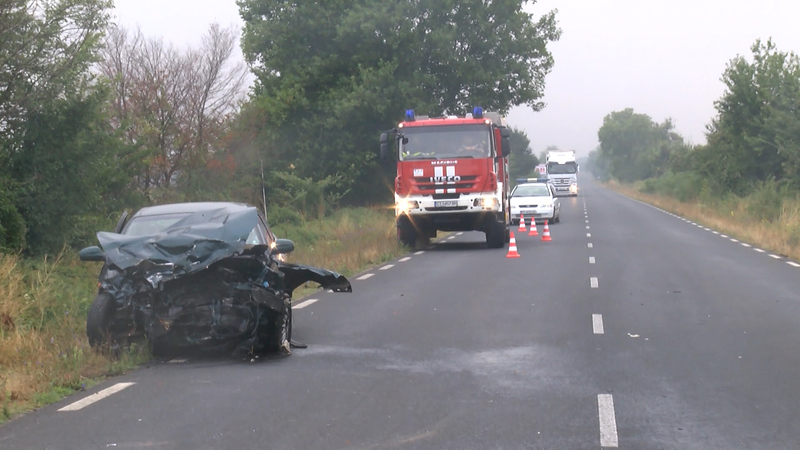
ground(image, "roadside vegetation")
xmin=0 ymin=207 xmax=404 ymax=422
xmin=587 ymin=39 xmax=800 ymax=263
xmin=605 ymin=179 xmax=800 ymax=262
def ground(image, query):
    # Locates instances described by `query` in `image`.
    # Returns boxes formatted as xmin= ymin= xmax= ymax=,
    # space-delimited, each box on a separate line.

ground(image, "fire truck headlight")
xmin=570 ymin=183 xmax=578 ymax=193
xmin=397 ymin=200 xmax=419 ymax=213
xmin=474 ymin=197 xmax=498 ymax=208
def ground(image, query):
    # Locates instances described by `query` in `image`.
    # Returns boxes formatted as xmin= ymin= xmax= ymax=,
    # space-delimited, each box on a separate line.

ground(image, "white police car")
xmin=509 ymin=179 xmax=561 ymax=225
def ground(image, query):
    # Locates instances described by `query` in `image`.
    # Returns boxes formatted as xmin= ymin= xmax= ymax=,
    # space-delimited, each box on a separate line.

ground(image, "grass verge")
xmin=0 ymin=206 xmax=407 ymax=422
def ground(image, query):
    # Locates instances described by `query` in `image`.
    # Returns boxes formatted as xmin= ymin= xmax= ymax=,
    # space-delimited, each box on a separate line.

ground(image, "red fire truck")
xmin=380 ymin=107 xmax=512 ymax=248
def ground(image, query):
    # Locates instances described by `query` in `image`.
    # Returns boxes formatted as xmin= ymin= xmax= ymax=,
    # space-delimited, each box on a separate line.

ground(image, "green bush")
xmin=744 ymin=180 xmax=785 ymax=223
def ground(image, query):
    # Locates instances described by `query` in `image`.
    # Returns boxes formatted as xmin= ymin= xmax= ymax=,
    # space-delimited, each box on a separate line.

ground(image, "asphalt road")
xmin=3 ymin=179 xmax=800 ymax=449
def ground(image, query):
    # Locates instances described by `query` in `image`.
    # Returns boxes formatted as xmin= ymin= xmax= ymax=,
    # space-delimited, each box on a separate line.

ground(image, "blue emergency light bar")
xmin=516 ymin=177 xmax=550 ymax=183
xmin=473 ymin=107 xmax=484 ymax=119
xmin=405 ymin=109 xmax=415 ymax=121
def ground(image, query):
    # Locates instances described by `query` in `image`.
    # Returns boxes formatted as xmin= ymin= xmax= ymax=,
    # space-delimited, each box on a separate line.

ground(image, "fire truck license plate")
xmin=434 ymin=200 xmax=458 ymax=207
xmin=522 ymin=210 xmax=536 ymax=215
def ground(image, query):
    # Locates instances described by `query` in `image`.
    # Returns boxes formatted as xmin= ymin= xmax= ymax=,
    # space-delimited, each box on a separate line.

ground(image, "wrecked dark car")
xmin=79 ymin=202 xmax=351 ymax=356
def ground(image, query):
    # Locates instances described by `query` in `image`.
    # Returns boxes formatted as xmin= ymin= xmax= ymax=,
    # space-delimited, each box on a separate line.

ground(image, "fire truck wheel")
xmin=397 ymin=219 xmax=417 ymax=248
xmin=486 ymin=221 xmax=505 ymax=248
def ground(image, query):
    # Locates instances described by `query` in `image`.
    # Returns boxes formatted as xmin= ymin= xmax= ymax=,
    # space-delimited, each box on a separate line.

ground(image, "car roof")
xmin=130 ymin=202 xmax=256 ymax=218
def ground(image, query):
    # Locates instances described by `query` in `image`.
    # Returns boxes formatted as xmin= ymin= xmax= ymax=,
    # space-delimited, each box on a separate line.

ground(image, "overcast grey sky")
xmin=113 ymin=1 xmax=800 ymax=157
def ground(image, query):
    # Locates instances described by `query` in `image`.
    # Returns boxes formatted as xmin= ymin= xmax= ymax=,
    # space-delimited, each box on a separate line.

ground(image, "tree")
xmin=597 ymin=108 xmax=685 ymax=182
xmin=0 ymin=0 xmax=119 ymax=254
xmin=703 ymin=39 xmax=800 ymax=192
xmin=237 ymin=0 xmax=560 ymax=204
xmin=508 ymin=127 xmax=539 ymax=181
xmin=98 ymin=24 xmax=249 ymax=201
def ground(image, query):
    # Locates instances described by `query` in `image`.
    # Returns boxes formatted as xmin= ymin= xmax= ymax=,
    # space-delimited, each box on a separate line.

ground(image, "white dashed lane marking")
xmin=769 ymin=254 xmax=781 ymax=260
xmin=720 ymin=234 xmax=729 ymax=238
xmin=590 ymin=277 xmax=599 ymax=288
xmin=754 ymin=248 xmax=766 ymax=253
xmin=588 ymin=243 xmax=593 ymax=248
xmin=598 ymin=394 xmax=619 ymax=447
xmin=592 ymin=314 xmax=604 ymax=334
xmin=741 ymin=243 xmax=751 ymax=248
xmin=414 ymin=251 xmax=425 ymax=255
xmin=788 ymin=262 xmax=800 ymax=268
xmin=293 ymin=299 xmax=318 ymax=309
xmin=399 ymin=257 xmax=412 ymax=262
xmin=589 ymin=257 xmax=596 ymax=264
xmin=456 ymin=232 xmax=464 ymax=236
xmin=380 ymin=264 xmax=394 ymax=270
xmin=730 ymin=238 xmax=739 ymax=243
xmin=357 ymin=273 xmax=374 ymax=280
xmin=59 ymin=383 xmax=135 ymax=412
xmin=587 ymin=233 xmax=592 ymax=237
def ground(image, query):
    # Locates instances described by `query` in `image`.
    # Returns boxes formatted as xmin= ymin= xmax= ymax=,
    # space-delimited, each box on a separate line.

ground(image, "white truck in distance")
xmin=545 ymin=150 xmax=579 ymax=196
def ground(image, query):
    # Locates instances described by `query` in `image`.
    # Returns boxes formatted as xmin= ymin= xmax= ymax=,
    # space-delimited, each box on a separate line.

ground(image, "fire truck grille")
xmin=417 ymin=183 xmax=475 ymax=191
xmin=432 ymin=193 xmax=460 ymax=200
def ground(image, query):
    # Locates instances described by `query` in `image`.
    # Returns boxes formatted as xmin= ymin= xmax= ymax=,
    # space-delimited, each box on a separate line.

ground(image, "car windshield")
xmin=513 ymin=185 xmax=551 ymax=197
xmin=547 ymin=162 xmax=578 ymax=174
xmin=122 ymin=213 xmax=191 ymax=236
xmin=400 ymin=124 xmax=491 ymax=160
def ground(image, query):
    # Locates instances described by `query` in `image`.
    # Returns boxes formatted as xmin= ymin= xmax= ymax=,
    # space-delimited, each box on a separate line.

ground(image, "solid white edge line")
xmin=598 ymin=394 xmax=619 ymax=447
xmin=788 ymin=261 xmax=800 ymax=268
xmin=293 ymin=299 xmax=318 ymax=310
xmin=592 ymin=314 xmax=604 ymax=334
xmin=357 ymin=273 xmax=374 ymax=280
xmin=399 ymin=257 xmax=412 ymax=262
xmin=59 ymin=383 xmax=135 ymax=412
xmin=590 ymin=277 xmax=599 ymax=288
xmin=380 ymin=264 xmax=394 ymax=270
xmin=769 ymin=254 xmax=781 ymax=260
xmin=589 ymin=257 xmax=596 ymax=264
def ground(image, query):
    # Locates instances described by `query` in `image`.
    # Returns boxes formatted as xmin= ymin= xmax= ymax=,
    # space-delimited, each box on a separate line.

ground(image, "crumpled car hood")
xmin=97 ymin=206 xmax=257 ymax=285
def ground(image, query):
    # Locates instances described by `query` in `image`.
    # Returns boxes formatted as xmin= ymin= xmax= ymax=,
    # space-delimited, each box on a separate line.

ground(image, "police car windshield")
xmin=514 ymin=185 xmax=550 ymax=197
xmin=400 ymin=125 xmax=490 ymax=160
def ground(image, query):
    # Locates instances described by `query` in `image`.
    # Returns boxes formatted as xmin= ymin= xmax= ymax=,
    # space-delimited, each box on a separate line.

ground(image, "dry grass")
xmin=607 ymin=181 xmax=800 ymax=261
xmin=0 ymin=253 xmax=149 ymax=422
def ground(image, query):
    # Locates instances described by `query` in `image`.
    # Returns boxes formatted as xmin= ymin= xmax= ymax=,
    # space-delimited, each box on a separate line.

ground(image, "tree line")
xmin=0 ymin=0 xmax=560 ymax=255
xmin=588 ymin=39 xmax=800 ymax=204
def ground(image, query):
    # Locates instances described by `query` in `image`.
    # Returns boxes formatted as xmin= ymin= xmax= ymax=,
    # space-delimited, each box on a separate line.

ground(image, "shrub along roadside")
xmin=0 ymin=207 xmax=406 ymax=422
xmin=607 ymin=179 xmax=800 ymax=262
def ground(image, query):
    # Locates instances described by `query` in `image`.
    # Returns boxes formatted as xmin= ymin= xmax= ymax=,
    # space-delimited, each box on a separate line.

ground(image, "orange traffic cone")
xmin=506 ymin=231 xmax=521 ymax=258
xmin=528 ymin=220 xmax=539 ymax=237
xmin=541 ymin=220 xmax=552 ymax=241
xmin=518 ymin=214 xmax=527 ymax=232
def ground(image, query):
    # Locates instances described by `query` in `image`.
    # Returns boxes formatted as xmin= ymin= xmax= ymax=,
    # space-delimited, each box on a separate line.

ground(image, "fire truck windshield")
xmin=400 ymin=125 xmax=491 ymax=160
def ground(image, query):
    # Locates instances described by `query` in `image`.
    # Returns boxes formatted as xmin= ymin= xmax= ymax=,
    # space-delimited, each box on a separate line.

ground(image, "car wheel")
xmin=86 ymin=292 xmax=118 ymax=349
xmin=267 ymin=306 xmax=291 ymax=355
